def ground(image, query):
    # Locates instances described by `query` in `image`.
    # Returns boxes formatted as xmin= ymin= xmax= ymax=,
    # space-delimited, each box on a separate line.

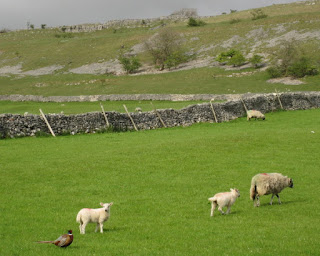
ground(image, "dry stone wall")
xmin=0 ymin=92 xmax=319 ymax=139
xmin=61 ymin=9 xmax=199 ymax=33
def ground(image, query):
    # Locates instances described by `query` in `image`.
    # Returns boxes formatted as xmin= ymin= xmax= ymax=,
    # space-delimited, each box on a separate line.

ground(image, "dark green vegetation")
xmin=0 ymin=100 xmax=208 ymax=115
xmin=1 ymin=109 xmax=319 ymax=255
xmin=187 ymin=17 xmax=206 ymax=27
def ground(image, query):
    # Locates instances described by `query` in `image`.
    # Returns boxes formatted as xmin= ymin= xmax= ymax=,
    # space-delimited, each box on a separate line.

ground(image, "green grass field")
xmin=0 ymin=100 xmax=210 ymax=115
xmin=1 ymin=109 xmax=319 ymax=255
xmin=0 ymin=68 xmax=319 ymax=96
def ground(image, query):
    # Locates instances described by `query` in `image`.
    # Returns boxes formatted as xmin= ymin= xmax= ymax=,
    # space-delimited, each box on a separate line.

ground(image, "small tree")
xmin=228 ymin=52 xmax=246 ymax=67
xmin=267 ymin=41 xmax=319 ymax=78
xmin=145 ymin=28 xmax=189 ymax=70
xmin=41 ymin=24 xmax=47 ymax=29
xmin=119 ymin=54 xmax=141 ymax=74
xmin=216 ymin=49 xmax=245 ymax=66
xmin=164 ymin=51 xmax=189 ymax=69
xmin=249 ymin=54 xmax=263 ymax=68
xmin=30 ymin=24 xmax=35 ymax=30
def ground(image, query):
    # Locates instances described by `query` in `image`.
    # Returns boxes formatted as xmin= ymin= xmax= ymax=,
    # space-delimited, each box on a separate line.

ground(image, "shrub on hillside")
xmin=251 ymin=9 xmax=268 ymax=20
xmin=249 ymin=54 xmax=264 ymax=68
xmin=288 ymin=57 xmax=319 ymax=78
xmin=187 ymin=17 xmax=206 ymax=27
xmin=267 ymin=41 xmax=319 ymax=78
xmin=230 ymin=18 xmax=241 ymax=24
xmin=164 ymin=51 xmax=189 ymax=69
xmin=228 ymin=52 xmax=246 ymax=67
xmin=216 ymin=49 xmax=246 ymax=66
xmin=54 ymin=33 xmax=74 ymax=38
xmin=119 ymin=55 xmax=142 ymax=74
xmin=0 ymin=28 xmax=10 ymax=33
xmin=267 ymin=66 xmax=283 ymax=78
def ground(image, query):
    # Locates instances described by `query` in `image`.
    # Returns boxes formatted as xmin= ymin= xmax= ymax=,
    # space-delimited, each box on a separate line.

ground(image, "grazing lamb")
xmin=135 ymin=107 xmax=142 ymax=113
xmin=208 ymin=188 xmax=240 ymax=217
xmin=250 ymin=173 xmax=293 ymax=207
xmin=76 ymin=202 xmax=113 ymax=234
xmin=247 ymin=110 xmax=265 ymax=121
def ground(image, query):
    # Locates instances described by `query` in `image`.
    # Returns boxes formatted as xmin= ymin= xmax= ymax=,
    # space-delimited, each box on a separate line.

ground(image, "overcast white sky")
xmin=0 ymin=0 xmax=304 ymax=30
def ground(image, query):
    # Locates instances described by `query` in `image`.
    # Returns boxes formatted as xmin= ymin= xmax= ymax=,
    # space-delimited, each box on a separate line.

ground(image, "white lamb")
xmin=76 ymin=202 xmax=113 ymax=234
xmin=247 ymin=110 xmax=265 ymax=121
xmin=208 ymin=188 xmax=240 ymax=217
xmin=250 ymin=173 xmax=293 ymax=207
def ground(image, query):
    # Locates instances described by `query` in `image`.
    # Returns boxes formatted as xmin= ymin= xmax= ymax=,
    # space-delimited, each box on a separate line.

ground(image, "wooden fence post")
xmin=39 ymin=109 xmax=56 ymax=137
xmin=100 ymin=103 xmax=110 ymax=128
xmin=150 ymin=102 xmax=167 ymax=128
xmin=123 ymin=105 xmax=138 ymax=131
xmin=275 ymin=90 xmax=284 ymax=110
xmin=240 ymin=97 xmax=248 ymax=113
xmin=209 ymin=99 xmax=218 ymax=123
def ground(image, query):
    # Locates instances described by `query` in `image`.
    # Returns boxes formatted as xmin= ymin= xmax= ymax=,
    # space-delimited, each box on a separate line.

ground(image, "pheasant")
xmin=37 ymin=230 xmax=73 ymax=248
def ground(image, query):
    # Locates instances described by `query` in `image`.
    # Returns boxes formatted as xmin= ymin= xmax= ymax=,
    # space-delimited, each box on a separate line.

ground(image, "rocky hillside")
xmin=0 ymin=0 xmax=319 ymax=77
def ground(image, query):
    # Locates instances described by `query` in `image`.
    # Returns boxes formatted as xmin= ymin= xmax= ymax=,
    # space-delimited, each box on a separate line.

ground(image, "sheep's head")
xmin=230 ymin=188 xmax=240 ymax=197
xmin=100 ymin=202 xmax=113 ymax=212
xmin=288 ymin=178 xmax=293 ymax=188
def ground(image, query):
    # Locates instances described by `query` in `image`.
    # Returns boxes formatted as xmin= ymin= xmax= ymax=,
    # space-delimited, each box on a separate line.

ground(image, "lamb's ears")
xmin=100 ymin=202 xmax=104 ymax=206
xmin=109 ymin=202 xmax=113 ymax=206
xmin=230 ymin=188 xmax=234 ymax=191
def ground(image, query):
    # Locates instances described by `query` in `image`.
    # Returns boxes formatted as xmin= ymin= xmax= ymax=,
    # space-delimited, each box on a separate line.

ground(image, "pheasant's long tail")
xmin=36 ymin=241 xmax=54 ymax=244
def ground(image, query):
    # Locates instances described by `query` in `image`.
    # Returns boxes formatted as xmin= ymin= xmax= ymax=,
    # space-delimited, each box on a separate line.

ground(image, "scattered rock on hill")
xmin=69 ymin=60 xmax=123 ymax=75
xmin=267 ymin=77 xmax=305 ymax=85
xmin=0 ymin=64 xmax=64 ymax=76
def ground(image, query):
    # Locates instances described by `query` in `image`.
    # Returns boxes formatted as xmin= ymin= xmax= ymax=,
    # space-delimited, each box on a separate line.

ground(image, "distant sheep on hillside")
xmin=247 ymin=110 xmax=265 ymax=121
xmin=250 ymin=173 xmax=293 ymax=207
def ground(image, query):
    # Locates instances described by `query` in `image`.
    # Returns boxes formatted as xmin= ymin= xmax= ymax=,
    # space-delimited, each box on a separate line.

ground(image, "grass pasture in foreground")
xmin=1 ymin=109 xmax=319 ymax=255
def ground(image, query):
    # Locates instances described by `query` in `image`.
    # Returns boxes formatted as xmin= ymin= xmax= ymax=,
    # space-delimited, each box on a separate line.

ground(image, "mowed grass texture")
xmin=1 ymin=109 xmax=319 ymax=255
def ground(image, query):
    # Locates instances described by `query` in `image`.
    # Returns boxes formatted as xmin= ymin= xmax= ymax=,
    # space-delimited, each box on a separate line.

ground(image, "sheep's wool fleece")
xmin=251 ymin=173 xmax=290 ymax=195
xmin=247 ymin=110 xmax=264 ymax=118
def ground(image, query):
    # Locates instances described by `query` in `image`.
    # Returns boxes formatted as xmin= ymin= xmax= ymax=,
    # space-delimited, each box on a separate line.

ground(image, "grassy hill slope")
xmin=0 ymin=0 xmax=319 ymax=96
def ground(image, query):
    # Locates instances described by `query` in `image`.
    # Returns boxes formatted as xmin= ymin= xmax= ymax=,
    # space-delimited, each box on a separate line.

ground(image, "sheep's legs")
xmin=226 ymin=205 xmax=231 ymax=214
xmin=80 ymin=223 xmax=87 ymax=234
xmin=95 ymin=223 xmax=99 ymax=233
xmin=254 ymin=196 xmax=260 ymax=207
xmin=95 ymin=223 xmax=104 ymax=233
xmin=270 ymin=194 xmax=281 ymax=205
xmin=270 ymin=194 xmax=274 ymax=205
xmin=218 ymin=206 xmax=225 ymax=215
xmin=210 ymin=202 xmax=217 ymax=217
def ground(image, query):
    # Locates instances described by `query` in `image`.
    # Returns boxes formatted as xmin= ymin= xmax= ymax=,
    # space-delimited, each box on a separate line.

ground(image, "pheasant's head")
xmin=68 ymin=230 xmax=73 ymax=234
